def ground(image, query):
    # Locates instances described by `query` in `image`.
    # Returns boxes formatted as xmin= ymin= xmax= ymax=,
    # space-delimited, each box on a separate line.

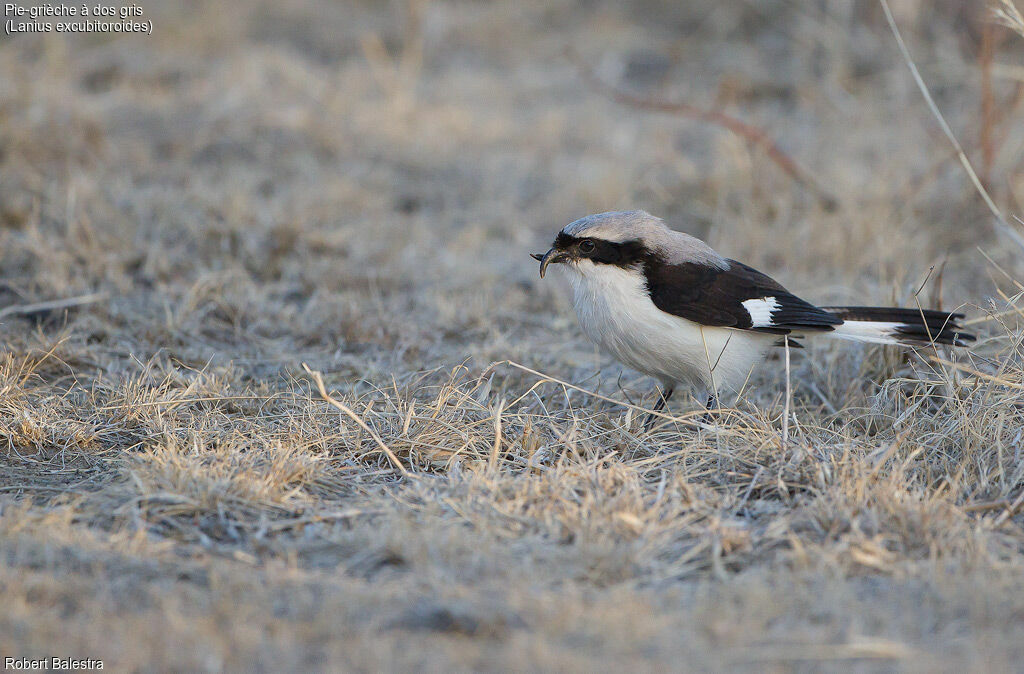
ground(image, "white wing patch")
xmin=741 ymin=297 xmax=780 ymax=327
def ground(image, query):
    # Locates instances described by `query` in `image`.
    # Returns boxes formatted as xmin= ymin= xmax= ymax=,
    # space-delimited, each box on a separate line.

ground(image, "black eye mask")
xmin=553 ymin=233 xmax=647 ymax=267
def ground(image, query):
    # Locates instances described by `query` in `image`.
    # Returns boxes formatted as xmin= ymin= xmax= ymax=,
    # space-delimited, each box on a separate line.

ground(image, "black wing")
xmin=643 ymin=259 xmax=841 ymax=334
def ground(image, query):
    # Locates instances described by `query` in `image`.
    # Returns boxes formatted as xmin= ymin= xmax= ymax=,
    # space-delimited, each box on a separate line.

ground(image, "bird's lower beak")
xmin=532 ymin=248 xmax=569 ymax=278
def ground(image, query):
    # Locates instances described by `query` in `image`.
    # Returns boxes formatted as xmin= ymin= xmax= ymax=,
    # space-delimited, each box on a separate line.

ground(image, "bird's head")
xmin=531 ymin=210 xmax=658 ymax=278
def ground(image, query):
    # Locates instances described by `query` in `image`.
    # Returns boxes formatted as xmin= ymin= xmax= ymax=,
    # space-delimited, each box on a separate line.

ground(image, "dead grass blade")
xmin=879 ymin=0 xmax=1024 ymax=252
xmin=993 ymin=489 xmax=1024 ymax=525
xmin=993 ymin=0 xmax=1024 ymax=38
xmin=727 ymin=638 xmax=917 ymax=663
xmin=302 ymin=363 xmax=411 ymax=476
xmin=494 ymin=360 xmax=718 ymax=431
xmin=782 ymin=336 xmax=791 ymax=451
xmin=927 ymin=355 xmax=1024 ymax=390
xmin=0 ymin=292 xmax=108 ymax=320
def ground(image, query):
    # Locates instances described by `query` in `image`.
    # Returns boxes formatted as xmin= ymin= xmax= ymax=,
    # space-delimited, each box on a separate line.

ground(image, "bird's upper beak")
xmin=531 ymin=248 xmax=569 ymax=278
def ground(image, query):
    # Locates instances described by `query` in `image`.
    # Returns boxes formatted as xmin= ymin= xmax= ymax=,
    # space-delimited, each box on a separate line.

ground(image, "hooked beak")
xmin=531 ymin=248 xmax=569 ymax=278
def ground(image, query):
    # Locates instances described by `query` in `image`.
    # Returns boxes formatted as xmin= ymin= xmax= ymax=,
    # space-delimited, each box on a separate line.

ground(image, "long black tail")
xmin=820 ymin=306 xmax=975 ymax=347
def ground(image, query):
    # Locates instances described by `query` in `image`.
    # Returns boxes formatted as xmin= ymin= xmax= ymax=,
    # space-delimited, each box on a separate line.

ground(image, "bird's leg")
xmin=644 ymin=387 xmax=674 ymax=431
xmin=700 ymin=393 xmax=719 ymax=424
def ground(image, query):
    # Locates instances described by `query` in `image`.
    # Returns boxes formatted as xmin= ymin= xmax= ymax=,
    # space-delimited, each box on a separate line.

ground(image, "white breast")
xmin=565 ymin=261 xmax=774 ymax=395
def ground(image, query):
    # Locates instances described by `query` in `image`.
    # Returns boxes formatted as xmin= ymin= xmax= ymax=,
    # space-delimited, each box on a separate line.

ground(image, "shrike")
xmin=532 ymin=210 xmax=973 ymax=420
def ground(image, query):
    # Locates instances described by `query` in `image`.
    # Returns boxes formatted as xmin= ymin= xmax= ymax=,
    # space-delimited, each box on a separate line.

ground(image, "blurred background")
xmin=2 ymin=0 xmax=1023 ymax=379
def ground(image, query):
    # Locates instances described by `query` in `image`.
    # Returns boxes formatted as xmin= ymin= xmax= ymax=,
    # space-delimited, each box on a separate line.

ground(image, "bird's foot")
xmin=699 ymin=394 xmax=719 ymax=425
xmin=643 ymin=387 xmax=674 ymax=432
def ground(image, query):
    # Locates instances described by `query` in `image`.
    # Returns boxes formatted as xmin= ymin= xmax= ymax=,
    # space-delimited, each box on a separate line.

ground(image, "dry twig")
xmin=569 ymin=49 xmax=838 ymax=210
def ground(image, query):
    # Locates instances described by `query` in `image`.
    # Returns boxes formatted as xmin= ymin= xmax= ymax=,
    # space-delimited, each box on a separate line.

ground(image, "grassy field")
xmin=3 ymin=0 xmax=1024 ymax=670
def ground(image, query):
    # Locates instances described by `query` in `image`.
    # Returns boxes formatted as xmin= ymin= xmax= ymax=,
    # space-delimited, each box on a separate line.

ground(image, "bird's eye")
xmin=578 ymin=240 xmax=596 ymax=255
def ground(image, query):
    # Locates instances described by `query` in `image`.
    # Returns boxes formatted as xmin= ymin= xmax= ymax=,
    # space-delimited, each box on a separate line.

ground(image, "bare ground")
xmin=2 ymin=1 xmax=1024 ymax=671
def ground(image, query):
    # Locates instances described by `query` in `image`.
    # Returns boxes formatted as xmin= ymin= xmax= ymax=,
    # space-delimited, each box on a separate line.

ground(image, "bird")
xmin=531 ymin=210 xmax=974 ymax=425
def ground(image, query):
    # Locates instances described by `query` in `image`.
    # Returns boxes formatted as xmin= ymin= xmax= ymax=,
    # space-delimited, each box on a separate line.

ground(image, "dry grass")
xmin=3 ymin=0 xmax=1024 ymax=670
